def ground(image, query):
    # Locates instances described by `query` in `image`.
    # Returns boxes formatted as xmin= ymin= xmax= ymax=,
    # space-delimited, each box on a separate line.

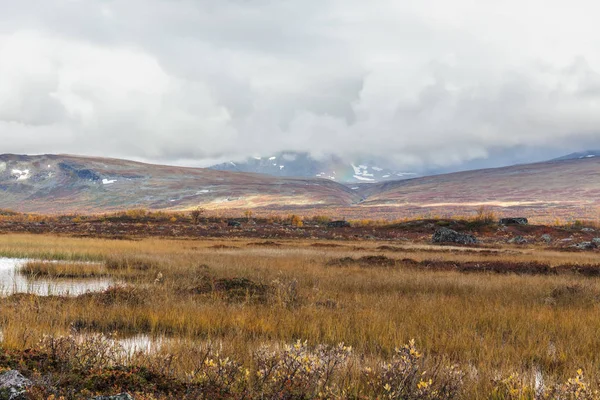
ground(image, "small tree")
xmin=191 ymin=207 xmax=205 ymax=224
xmin=291 ymin=215 xmax=303 ymax=227
xmin=244 ymin=210 xmax=253 ymax=221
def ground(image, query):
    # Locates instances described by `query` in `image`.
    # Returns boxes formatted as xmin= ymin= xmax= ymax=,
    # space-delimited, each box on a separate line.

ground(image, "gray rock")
xmin=570 ymin=242 xmax=597 ymax=250
xmin=432 ymin=228 xmax=477 ymax=245
xmin=0 ymin=370 xmax=31 ymax=400
xmin=582 ymin=227 xmax=595 ymax=232
xmin=90 ymin=394 xmax=134 ymax=400
xmin=540 ymin=234 xmax=552 ymax=243
xmin=592 ymin=238 xmax=600 ymax=244
xmin=327 ymin=220 xmax=351 ymax=228
xmin=508 ymin=236 xmax=528 ymax=244
xmin=499 ymin=217 xmax=528 ymax=225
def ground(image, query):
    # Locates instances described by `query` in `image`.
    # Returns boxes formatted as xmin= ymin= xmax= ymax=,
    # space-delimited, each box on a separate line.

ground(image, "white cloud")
xmin=1 ymin=0 xmax=600 ymax=170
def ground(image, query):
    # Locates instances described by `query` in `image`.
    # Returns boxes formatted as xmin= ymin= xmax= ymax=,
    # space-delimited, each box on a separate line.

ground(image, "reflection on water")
xmin=0 ymin=257 xmax=113 ymax=296
xmin=118 ymin=335 xmax=169 ymax=355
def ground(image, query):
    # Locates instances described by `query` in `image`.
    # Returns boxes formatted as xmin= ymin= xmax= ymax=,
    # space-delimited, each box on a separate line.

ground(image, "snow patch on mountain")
xmin=11 ymin=169 xmax=30 ymax=181
xmin=210 ymin=152 xmax=418 ymax=183
xmin=353 ymin=175 xmax=375 ymax=181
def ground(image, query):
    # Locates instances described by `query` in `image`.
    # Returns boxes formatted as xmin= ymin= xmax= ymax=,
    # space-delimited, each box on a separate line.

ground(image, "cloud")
xmin=1 ymin=0 xmax=600 ymax=170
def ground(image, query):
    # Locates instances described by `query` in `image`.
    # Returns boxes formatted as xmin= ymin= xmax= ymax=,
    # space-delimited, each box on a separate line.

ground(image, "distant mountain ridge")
xmin=552 ymin=150 xmax=600 ymax=161
xmin=210 ymin=152 xmax=417 ymax=183
xmin=0 ymin=154 xmax=361 ymax=213
xmin=2 ymin=152 xmax=600 ymax=221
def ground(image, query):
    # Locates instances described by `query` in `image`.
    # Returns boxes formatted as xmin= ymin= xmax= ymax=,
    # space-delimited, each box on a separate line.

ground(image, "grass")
xmin=20 ymin=260 xmax=108 ymax=278
xmin=0 ymin=234 xmax=600 ymax=397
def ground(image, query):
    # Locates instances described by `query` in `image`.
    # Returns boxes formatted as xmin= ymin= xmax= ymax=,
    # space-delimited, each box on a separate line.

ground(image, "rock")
xmin=227 ymin=220 xmax=241 ymax=227
xmin=432 ymin=228 xmax=477 ymax=245
xmin=327 ymin=220 xmax=351 ymax=228
xmin=0 ymin=370 xmax=31 ymax=400
xmin=592 ymin=238 xmax=600 ymax=244
xmin=540 ymin=234 xmax=552 ymax=243
xmin=570 ymin=242 xmax=597 ymax=250
xmin=582 ymin=227 xmax=595 ymax=232
xmin=90 ymin=394 xmax=134 ymax=400
xmin=508 ymin=236 xmax=528 ymax=244
xmin=499 ymin=217 xmax=528 ymax=225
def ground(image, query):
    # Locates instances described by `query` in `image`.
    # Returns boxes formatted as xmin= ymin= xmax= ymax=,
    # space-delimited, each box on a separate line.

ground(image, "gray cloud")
xmin=1 ymin=0 xmax=600 ymax=170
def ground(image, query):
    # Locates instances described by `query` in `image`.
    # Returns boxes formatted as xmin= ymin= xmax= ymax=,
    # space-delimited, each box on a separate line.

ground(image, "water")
xmin=118 ymin=334 xmax=169 ymax=355
xmin=0 ymin=257 xmax=114 ymax=296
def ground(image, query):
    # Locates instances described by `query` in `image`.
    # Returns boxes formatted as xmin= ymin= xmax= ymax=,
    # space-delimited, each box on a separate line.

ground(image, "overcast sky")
xmin=1 ymin=0 xmax=600 ymax=170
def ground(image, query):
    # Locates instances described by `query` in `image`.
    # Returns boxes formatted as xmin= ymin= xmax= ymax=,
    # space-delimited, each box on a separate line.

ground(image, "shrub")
xmin=364 ymin=339 xmax=464 ymax=400
xmin=254 ymin=340 xmax=352 ymax=399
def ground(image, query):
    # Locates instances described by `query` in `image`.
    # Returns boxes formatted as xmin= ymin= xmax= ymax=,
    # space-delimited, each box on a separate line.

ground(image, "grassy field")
xmin=0 ymin=233 xmax=599 ymax=398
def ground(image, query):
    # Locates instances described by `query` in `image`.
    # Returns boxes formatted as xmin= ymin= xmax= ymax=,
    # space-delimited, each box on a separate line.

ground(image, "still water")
xmin=0 ymin=257 xmax=113 ymax=296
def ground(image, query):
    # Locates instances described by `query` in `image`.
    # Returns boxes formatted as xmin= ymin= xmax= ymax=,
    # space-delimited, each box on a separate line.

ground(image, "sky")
xmin=1 ymin=0 xmax=600 ymax=171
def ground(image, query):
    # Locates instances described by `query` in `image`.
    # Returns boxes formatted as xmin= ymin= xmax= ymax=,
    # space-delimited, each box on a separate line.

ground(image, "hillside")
xmin=357 ymin=157 xmax=600 ymax=212
xmin=210 ymin=151 xmax=416 ymax=183
xmin=3 ymin=154 xmax=600 ymax=221
xmin=0 ymin=154 xmax=361 ymax=213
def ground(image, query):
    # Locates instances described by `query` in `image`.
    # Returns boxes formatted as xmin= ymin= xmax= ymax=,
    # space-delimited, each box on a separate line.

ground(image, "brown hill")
xmin=0 ymin=154 xmax=361 ymax=213
xmin=1 ymin=154 xmax=600 ymax=222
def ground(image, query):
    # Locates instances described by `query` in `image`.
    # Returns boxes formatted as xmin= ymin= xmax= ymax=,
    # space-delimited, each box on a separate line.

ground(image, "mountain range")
xmin=1 ymin=152 xmax=600 ymax=222
xmin=210 ymin=152 xmax=417 ymax=183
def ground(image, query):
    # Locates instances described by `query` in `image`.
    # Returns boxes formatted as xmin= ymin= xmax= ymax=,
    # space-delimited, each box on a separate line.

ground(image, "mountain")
xmin=357 ymin=156 xmax=600 ymax=211
xmin=0 ymin=154 xmax=361 ymax=213
xmin=210 ymin=152 xmax=417 ymax=183
xmin=3 ymin=153 xmax=600 ymax=222
xmin=552 ymin=150 xmax=600 ymax=161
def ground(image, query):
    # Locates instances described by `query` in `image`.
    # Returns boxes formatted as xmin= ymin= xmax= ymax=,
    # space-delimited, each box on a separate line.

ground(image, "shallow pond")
xmin=0 ymin=257 xmax=114 ymax=296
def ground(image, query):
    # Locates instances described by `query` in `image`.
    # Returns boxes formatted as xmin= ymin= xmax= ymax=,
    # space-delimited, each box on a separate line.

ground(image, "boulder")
xmin=540 ymin=234 xmax=552 ymax=243
xmin=227 ymin=220 xmax=241 ymax=227
xmin=432 ymin=228 xmax=477 ymax=245
xmin=508 ymin=236 xmax=528 ymax=244
xmin=0 ymin=370 xmax=31 ymax=400
xmin=592 ymin=238 xmax=600 ymax=245
xmin=327 ymin=220 xmax=351 ymax=228
xmin=90 ymin=394 xmax=134 ymax=400
xmin=499 ymin=218 xmax=528 ymax=225
xmin=570 ymin=242 xmax=597 ymax=250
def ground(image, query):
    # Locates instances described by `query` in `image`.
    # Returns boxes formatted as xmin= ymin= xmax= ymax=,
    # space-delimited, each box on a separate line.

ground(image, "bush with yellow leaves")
xmin=492 ymin=369 xmax=598 ymax=400
xmin=254 ymin=340 xmax=352 ymax=399
xmin=364 ymin=339 xmax=464 ymax=400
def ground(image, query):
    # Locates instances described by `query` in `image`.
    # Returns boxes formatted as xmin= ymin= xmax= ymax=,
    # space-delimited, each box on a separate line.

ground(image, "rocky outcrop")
xmin=0 ymin=370 xmax=31 ymax=400
xmin=432 ymin=228 xmax=477 ymax=245
xmin=508 ymin=236 xmax=528 ymax=244
xmin=540 ymin=234 xmax=552 ymax=243
xmin=327 ymin=220 xmax=351 ymax=228
xmin=90 ymin=394 xmax=133 ymax=400
xmin=499 ymin=218 xmax=528 ymax=225
xmin=570 ymin=242 xmax=597 ymax=250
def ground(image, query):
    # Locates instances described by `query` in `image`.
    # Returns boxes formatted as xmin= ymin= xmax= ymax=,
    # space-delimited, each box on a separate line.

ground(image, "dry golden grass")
xmin=21 ymin=260 xmax=108 ymax=278
xmin=1 ymin=234 xmax=600 ymax=397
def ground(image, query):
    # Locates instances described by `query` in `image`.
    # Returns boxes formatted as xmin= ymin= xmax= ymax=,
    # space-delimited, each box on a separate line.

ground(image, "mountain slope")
xmin=552 ymin=150 xmax=600 ymax=161
xmin=358 ymin=157 xmax=600 ymax=209
xmin=0 ymin=154 xmax=361 ymax=213
xmin=210 ymin=152 xmax=416 ymax=183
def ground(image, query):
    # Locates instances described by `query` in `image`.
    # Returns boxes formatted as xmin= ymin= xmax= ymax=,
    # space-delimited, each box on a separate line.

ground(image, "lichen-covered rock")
xmin=570 ymin=242 xmax=597 ymax=250
xmin=0 ymin=370 xmax=31 ymax=400
xmin=499 ymin=217 xmax=528 ymax=225
xmin=508 ymin=236 xmax=528 ymax=244
xmin=90 ymin=394 xmax=134 ymax=400
xmin=432 ymin=228 xmax=477 ymax=245
xmin=540 ymin=234 xmax=552 ymax=243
